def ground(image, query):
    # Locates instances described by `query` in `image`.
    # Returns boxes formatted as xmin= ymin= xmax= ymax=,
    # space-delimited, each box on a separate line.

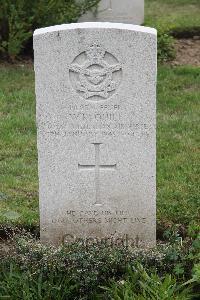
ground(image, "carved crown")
xmin=86 ymin=44 xmax=106 ymax=61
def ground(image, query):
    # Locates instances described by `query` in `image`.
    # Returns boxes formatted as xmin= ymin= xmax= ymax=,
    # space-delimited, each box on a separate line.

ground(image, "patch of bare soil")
xmin=171 ymin=37 xmax=200 ymax=67
xmin=0 ymin=54 xmax=33 ymax=66
xmin=0 ymin=239 xmax=14 ymax=257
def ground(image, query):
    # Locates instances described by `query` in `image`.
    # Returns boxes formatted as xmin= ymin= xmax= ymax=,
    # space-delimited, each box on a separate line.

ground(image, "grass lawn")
xmin=145 ymin=0 xmax=200 ymax=32
xmin=0 ymin=65 xmax=38 ymax=228
xmin=0 ymin=64 xmax=199 ymax=231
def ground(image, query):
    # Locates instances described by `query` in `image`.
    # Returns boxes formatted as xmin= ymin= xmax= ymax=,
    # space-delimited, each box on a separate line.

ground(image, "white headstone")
xmin=79 ymin=0 xmax=144 ymax=25
xmin=34 ymin=22 xmax=157 ymax=247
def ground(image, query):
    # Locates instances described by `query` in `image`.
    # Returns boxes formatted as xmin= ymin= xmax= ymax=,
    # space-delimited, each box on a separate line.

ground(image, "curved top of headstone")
xmin=34 ymin=22 xmax=157 ymax=36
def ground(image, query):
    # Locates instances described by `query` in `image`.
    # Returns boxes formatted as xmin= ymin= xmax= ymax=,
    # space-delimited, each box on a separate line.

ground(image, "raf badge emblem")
xmin=69 ymin=44 xmax=122 ymax=101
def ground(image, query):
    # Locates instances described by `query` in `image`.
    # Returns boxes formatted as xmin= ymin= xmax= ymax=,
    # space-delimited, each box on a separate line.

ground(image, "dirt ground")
xmin=171 ymin=37 xmax=200 ymax=67
xmin=0 ymin=239 xmax=14 ymax=257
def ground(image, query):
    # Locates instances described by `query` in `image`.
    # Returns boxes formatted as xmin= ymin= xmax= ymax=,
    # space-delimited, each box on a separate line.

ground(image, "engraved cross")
xmin=78 ymin=143 xmax=117 ymax=206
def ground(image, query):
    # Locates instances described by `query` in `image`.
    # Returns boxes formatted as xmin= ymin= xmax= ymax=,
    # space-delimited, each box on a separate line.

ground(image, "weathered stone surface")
xmin=79 ymin=0 xmax=144 ymax=25
xmin=34 ymin=23 xmax=157 ymax=247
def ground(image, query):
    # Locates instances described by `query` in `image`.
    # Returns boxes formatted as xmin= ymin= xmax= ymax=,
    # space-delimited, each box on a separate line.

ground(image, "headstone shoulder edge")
xmin=33 ymin=22 xmax=157 ymax=37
